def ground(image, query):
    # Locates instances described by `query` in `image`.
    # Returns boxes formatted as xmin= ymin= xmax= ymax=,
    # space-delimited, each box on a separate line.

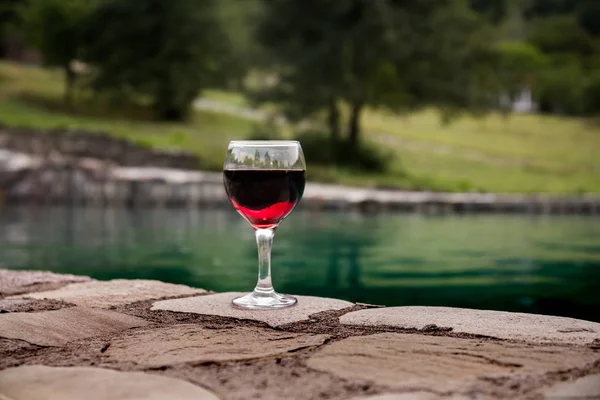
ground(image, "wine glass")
xmin=223 ymin=140 xmax=306 ymax=309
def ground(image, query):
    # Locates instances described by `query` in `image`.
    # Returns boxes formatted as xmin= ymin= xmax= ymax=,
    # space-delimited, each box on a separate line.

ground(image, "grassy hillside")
xmin=1 ymin=61 xmax=599 ymax=193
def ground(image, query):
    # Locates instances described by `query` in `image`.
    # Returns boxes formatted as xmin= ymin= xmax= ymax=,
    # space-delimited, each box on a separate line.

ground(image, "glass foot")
xmin=232 ymin=291 xmax=297 ymax=309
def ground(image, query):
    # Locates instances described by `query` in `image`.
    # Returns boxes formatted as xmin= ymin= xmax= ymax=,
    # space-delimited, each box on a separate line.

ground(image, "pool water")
xmin=1 ymin=206 xmax=599 ymax=322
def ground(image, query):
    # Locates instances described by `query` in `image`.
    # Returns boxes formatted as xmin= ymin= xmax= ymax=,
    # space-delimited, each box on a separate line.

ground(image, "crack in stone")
xmin=449 ymin=351 xmax=523 ymax=368
xmin=0 ymin=337 xmax=47 ymax=348
xmin=557 ymin=328 xmax=595 ymax=333
xmin=266 ymin=336 xmax=300 ymax=341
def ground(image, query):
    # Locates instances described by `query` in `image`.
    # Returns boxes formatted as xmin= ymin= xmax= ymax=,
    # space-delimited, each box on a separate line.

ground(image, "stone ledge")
xmin=306 ymin=332 xmax=597 ymax=393
xmin=1 ymin=269 xmax=599 ymax=400
xmin=12 ymin=279 xmax=206 ymax=308
xmin=104 ymin=325 xmax=330 ymax=367
xmin=0 ymin=365 xmax=220 ymax=400
xmin=151 ymin=291 xmax=354 ymax=327
xmin=0 ymin=269 xmax=91 ymax=296
xmin=3 ymin=147 xmax=599 ymax=213
xmin=339 ymin=306 xmax=600 ymax=345
xmin=0 ymin=306 xmax=149 ymax=346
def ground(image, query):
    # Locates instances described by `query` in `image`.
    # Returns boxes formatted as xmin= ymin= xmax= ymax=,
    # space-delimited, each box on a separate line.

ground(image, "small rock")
xmin=0 ymin=306 xmax=149 ymax=346
xmin=151 ymin=292 xmax=353 ymax=327
xmin=15 ymin=279 xmax=205 ymax=308
xmin=0 ymin=365 xmax=220 ymax=400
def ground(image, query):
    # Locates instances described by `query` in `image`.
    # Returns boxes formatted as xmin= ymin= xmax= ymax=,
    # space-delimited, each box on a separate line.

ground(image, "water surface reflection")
xmin=1 ymin=206 xmax=598 ymax=322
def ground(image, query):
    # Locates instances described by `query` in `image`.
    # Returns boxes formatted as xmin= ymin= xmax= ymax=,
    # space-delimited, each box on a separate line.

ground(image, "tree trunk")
xmin=327 ymin=98 xmax=341 ymax=141
xmin=64 ymin=64 xmax=76 ymax=106
xmin=348 ymin=100 xmax=363 ymax=147
xmin=156 ymin=82 xmax=189 ymax=121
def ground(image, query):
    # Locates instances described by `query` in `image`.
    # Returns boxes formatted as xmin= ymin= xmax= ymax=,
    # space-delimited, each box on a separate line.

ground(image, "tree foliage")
xmin=19 ymin=0 xmax=96 ymax=103
xmin=419 ymin=1 xmax=500 ymax=121
xmin=524 ymin=9 xmax=600 ymax=115
xmin=10 ymin=0 xmax=600 ymax=142
xmin=469 ymin=0 xmax=507 ymax=24
xmin=0 ymin=0 xmax=25 ymax=56
xmin=82 ymin=0 xmax=233 ymax=121
xmin=253 ymin=0 xmax=494 ymax=147
xmin=494 ymin=41 xmax=548 ymax=105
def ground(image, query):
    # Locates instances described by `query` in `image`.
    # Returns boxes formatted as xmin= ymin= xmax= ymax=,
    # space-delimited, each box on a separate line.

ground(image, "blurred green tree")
xmin=582 ymin=70 xmax=600 ymax=115
xmin=419 ymin=0 xmax=501 ymax=123
xmin=0 ymin=0 xmax=25 ymax=57
xmin=82 ymin=0 xmax=233 ymax=121
xmin=253 ymin=0 xmax=493 ymax=148
xmin=469 ymin=0 xmax=507 ymax=23
xmin=214 ymin=0 xmax=265 ymax=90
xmin=527 ymin=15 xmax=597 ymax=58
xmin=536 ymin=62 xmax=586 ymax=115
xmin=576 ymin=1 xmax=600 ymax=37
xmin=525 ymin=12 xmax=600 ymax=115
xmin=494 ymin=41 xmax=548 ymax=113
xmin=525 ymin=0 xmax=600 ymax=38
xmin=19 ymin=0 xmax=96 ymax=104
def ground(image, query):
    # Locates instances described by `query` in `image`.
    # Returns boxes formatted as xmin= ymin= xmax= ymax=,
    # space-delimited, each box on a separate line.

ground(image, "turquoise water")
xmin=1 ymin=206 xmax=599 ymax=322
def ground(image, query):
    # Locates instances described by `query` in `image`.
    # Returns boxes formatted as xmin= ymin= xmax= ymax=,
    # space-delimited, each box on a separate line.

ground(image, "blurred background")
xmin=0 ymin=0 xmax=598 ymax=321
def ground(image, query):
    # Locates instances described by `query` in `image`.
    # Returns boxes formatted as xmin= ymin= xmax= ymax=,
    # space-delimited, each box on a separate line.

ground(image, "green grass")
xmin=1 ymin=61 xmax=599 ymax=193
xmin=363 ymin=108 xmax=600 ymax=173
xmin=202 ymin=89 xmax=249 ymax=107
xmin=0 ymin=62 xmax=255 ymax=170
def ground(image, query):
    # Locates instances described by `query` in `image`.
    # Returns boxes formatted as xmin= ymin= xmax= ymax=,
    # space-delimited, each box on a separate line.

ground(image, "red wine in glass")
xmin=224 ymin=169 xmax=305 ymax=229
xmin=223 ymin=140 xmax=306 ymax=309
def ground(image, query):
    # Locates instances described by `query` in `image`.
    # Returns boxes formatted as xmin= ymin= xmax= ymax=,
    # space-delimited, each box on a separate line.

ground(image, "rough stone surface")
xmin=544 ymin=374 xmax=600 ymax=399
xmin=0 ymin=299 xmax=33 ymax=312
xmin=16 ymin=279 xmax=205 ymax=308
xmin=2 ymin=269 xmax=599 ymax=400
xmin=105 ymin=325 xmax=329 ymax=367
xmin=0 ymin=306 xmax=149 ymax=346
xmin=0 ymin=269 xmax=90 ymax=296
xmin=350 ymin=394 xmax=469 ymax=400
xmin=0 ymin=365 xmax=220 ymax=400
xmin=340 ymin=306 xmax=600 ymax=345
xmin=0 ymin=298 xmax=69 ymax=313
xmin=306 ymin=333 xmax=599 ymax=393
xmin=151 ymin=292 xmax=353 ymax=327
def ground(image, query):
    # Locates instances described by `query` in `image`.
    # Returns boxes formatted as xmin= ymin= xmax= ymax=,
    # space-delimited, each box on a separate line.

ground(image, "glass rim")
xmin=228 ymin=140 xmax=300 ymax=147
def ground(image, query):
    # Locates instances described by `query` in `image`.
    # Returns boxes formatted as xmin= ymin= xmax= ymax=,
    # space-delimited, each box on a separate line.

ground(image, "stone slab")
xmin=0 ymin=365 xmax=220 ymax=400
xmin=16 ymin=279 xmax=205 ymax=308
xmin=0 ymin=306 xmax=149 ymax=346
xmin=0 ymin=269 xmax=90 ymax=296
xmin=151 ymin=292 xmax=353 ymax=327
xmin=307 ymin=333 xmax=598 ymax=393
xmin=544 ymin=374 xmax=600 ymax=399
xmin=105 ymin=324 xmax=329 ymax=367
xmin=339 ymin=306 xmax=600 ymax=345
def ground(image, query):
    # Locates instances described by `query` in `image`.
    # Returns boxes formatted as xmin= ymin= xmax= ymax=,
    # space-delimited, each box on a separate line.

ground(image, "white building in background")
xmin=501 ymin=88 xmax=538 ymax=113
xmin=512 ymin=88 xmax=537 ymax=113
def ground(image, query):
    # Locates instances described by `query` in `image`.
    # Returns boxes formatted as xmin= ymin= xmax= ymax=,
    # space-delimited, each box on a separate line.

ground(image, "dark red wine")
xmin=223 ymin=169 xmax=305 ymax=229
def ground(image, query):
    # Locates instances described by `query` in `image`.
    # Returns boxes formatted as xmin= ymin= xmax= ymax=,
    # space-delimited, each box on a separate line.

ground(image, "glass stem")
xmin=254 ymin=228 xmax=275 ymax=295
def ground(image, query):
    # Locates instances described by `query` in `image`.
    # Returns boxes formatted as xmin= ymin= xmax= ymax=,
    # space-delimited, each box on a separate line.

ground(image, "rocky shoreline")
xmin=1 ymin=268 xmax=599 ymax=399
xmin=1 ymin=126 xmax=599 ymax=213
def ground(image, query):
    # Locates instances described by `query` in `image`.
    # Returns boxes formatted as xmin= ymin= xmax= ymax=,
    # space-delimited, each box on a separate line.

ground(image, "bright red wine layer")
xmin=224 ymin=169 xmax=305 ymax=229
